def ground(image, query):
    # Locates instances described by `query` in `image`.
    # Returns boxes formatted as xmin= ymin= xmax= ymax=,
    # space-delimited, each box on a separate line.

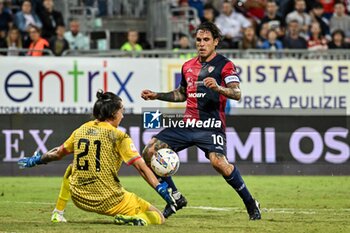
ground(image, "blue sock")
xmin=223 ymin=166 xmax=254 ymax=206
xmin=160 ymin=176 xmax=178 ymax=192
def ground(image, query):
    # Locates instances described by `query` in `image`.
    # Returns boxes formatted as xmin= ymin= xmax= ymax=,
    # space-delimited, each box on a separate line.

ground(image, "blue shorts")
xmin=154 ymin=128 xmax=226 ymax=158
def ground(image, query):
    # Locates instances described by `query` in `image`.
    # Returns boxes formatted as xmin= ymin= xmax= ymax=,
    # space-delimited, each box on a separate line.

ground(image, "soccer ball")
xmin=151 ymin=148 xmax=180 ymax=177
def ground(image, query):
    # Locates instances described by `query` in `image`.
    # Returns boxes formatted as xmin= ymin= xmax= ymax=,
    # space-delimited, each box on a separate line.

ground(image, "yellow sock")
xmin=135 ymin=211 xmax=162 ymax=225
xmin=55 ymin=164 xmax=72 ymax=211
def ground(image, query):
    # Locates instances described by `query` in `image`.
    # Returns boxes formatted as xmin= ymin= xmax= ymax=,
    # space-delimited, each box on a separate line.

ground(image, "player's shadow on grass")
xmin=68 ymin=220 xmax=115 ymax=225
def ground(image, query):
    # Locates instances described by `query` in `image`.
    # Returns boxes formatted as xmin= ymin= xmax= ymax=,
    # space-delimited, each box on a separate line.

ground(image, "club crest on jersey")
xmin=187 ymin=76 xmax=193 ymax=82
xmin=208 ymin=66 xmax=215 ymax=73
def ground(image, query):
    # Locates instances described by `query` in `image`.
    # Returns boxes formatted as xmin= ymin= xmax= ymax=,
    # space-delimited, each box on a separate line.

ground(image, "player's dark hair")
xmin=93 ymin=90 xmax=122 ymax=121
xmin=195 ymin=22 xmax=222 ymax=41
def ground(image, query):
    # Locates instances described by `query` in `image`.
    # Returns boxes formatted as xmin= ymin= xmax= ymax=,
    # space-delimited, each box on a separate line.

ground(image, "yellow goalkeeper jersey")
xmin=62 ymin=120 xmax=141 ymax=214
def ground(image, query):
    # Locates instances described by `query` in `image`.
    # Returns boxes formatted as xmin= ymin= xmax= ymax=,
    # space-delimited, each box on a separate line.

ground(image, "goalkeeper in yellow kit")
xmin=18 ymin=90 xmax=176 ymax=226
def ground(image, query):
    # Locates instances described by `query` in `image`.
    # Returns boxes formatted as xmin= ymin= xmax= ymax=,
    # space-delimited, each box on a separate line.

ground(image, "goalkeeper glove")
xmin=18 ymin=151 xmax=45 ymax=169
xmin=155 ymin=182 xmax=177 ymax=209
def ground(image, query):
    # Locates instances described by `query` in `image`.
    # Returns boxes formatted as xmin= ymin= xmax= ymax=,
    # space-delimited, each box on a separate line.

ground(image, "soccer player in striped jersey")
xmin=141 ymin=22 xmax=261 ymax=220
xmin=18 ymin=90 xmax=176 ymax=226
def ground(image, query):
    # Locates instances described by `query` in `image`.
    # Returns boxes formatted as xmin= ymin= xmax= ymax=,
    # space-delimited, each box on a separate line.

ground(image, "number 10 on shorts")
xmin=211 ymin=134 xmax=224 ymax=145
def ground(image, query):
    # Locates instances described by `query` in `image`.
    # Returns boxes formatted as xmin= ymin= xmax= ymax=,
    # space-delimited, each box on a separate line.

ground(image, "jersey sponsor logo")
xmin=208 ymin=66 xmax=215 ymax=73
xmin=86 ymin=128 xmax=98 ymax=136
xmin=188 ymin=93 xmax=206 ymax=98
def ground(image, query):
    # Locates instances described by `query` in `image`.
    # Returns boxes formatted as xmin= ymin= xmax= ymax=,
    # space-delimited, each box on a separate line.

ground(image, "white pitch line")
xmin=1 ymin=201 xmax=350 ymax=215
xmin=188 ymin=206 xmax=235 ymax=211
xmin=189 ymin=207 xmax=316 ymax=215
xmin=187 ymin=206 xmax=350 ymax=215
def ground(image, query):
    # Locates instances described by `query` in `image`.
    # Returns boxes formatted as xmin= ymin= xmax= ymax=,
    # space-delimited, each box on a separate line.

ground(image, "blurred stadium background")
xmin=0 ymin=0 xmax=349 ymax=232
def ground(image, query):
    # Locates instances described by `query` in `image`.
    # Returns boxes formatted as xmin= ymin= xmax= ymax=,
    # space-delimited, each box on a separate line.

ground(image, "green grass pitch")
xmin=0 ymin=176 xmax=349 ymax=233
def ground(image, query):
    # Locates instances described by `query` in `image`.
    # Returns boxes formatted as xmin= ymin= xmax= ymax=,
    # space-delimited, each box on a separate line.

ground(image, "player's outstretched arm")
xmin=132 ymin=157 xmax=176 ymax=207
xmin=18 ymin=147 xmax=66 ymax=168
xmin=40 ymin=147 xmax=67 ymax=163
xmin=132 ymin=157 xmax=160 ymax=188
xmin=141 ymin=86 xmax=187 ymax=102
xmin=203 ymin=77 xmax=241 ymax=100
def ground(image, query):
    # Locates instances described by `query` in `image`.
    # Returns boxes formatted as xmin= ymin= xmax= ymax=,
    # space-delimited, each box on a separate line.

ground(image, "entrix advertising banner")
xmin=0 ymin=57 xmax=162 ymax=114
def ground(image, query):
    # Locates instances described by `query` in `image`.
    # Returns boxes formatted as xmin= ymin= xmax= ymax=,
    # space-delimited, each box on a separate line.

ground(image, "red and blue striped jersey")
xmin=180 ymin=54 xmax=240 ymax=131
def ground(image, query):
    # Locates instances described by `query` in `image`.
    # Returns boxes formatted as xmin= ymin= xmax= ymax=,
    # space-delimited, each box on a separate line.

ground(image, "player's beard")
xmin=199 ymin=49 xmax=215 ymax=62
xmin=198 ymin=49 xmax=209 ymax=61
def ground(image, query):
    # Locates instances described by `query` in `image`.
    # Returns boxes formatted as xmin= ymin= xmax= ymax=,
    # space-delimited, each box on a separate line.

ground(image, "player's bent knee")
xmin=142 ymin=138 xmax=170 ymax=165
xmin=141 ymin=147 xmax=152 ymax=164
xmin=148 ymin=205 xmax=165 ymax=224
xmin=159 ymin=213 xmax=165 ymax=224
xmin=142 ymin=139 xmax=157 ymax=164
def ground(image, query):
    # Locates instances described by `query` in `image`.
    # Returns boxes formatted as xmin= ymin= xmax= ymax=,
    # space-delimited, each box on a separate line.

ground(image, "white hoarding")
xmin=161 ymin=59 xmax=349 ymax=115
xmin=0 ymin=57 xmax=162 ymax=114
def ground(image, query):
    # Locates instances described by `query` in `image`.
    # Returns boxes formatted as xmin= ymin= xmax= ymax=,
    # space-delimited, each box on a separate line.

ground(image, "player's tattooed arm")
xmin=156 ymin=85 xmax=187 ymax=102
xmin=203 ymin=77 xmax=241 ymax=100
xmin=40 ymin=147 xmax=66 ymax=163
xmin=217 ymin=82 xmax=241 ymax=101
